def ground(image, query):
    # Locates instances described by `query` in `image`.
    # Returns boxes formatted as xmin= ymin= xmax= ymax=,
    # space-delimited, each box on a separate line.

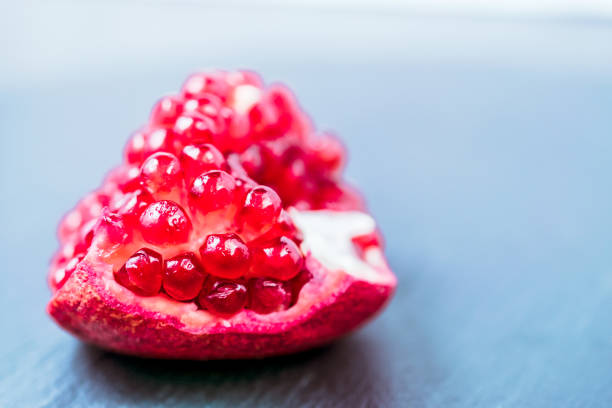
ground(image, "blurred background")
xmin=1 ymin=1 xmax=612 ymax=407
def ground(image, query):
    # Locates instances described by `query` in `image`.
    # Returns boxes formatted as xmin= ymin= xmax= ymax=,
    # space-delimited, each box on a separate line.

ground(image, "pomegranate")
xmin=47 ymin=70 xmax=396 ymax=359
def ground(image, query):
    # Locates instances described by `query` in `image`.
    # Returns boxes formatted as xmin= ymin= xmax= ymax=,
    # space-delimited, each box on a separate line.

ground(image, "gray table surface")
xmin=1 ymin=4 xmax=612 ymax=407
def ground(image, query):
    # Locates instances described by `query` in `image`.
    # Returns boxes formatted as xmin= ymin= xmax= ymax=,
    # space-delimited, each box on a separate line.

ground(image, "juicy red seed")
xmin=239 ymin=145 xmax=264 ymax=176
xmin=248 ymin=88 xmax=294 ymax=138
xmin=199 ymin=233 xmax=250 ymax=279
xmin=179 ymin=144 xmax=225 ymax=183
xmin=238 ymin=186 xmax=282 ymax=235
xmin=117 ymin=248 xmax=163 ymax=296
xmin=183 ymin=93 xmax=223 ymax=117
xmin=139 ymin=200 xmax=192 ymax=245
xmin=125 ymin=128 xmax=178 ymax=165
xmin=309 ymin=134 xmax=344 ymax=174
xmin=233 ymin=176 xmax=256 ymax=205
xmin=163 ymin=253 xmax=206 ymax=301
xmin=198 ymin=278 xmax=247 ymax=316
xmin=173 ymin=112 xmax=217 ymax=144
xmin=73 ymin=221 xmax=95 ymax=256
xmin=150 ymin=95 xmax=184 ymax=126
xmin=181 ymin=73 xmax=229 ymax=100
xmin=248 ymin=278 xmax=292 ymax=314
xmin=114 ymin=189 xmax=154 ymax=226
xmin=255 ymin=210 xmax=302 ymax=244
xmin=251 ymin=236 xmax=303 ymax=280
xmin=189 ymin=170 xmax=236 ymax=213
xmin=96 ymin=212 xmax=130 ymax=244
xmin=139 ymin=152 xmax=183 ymax=196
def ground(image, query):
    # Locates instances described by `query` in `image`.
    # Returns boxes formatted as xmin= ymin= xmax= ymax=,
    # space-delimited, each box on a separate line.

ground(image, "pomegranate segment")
xmin=48 ymin=70 xmax=396 ymax=359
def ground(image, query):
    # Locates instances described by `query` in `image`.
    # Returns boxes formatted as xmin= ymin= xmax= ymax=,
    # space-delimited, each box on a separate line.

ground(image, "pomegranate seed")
xmin=248 ymin=87 xmax=294 ymax=139
xmin=248 ymin=278 xmax=292 ymax=314
xmin=139 ymin=200 xmax=192 ymax=245
xmin=250 ymin=236 xmax=303 ymax=281
xmin=73 ymin=219 xmax=96 ymax=256
xmin=125 ymin=128 xmax=179 ymax=165
xmin=96 ymin=212 xmax=130 ymax=245
xmin=199 ymin=233 xmax=250 ymax=279
xmin=182 ymin=93 xmax=223 ymax=118
xmin=254 ymin=210 xmax=302 ymax=244
xmin=116 ymin=167 xmax=142 ymax=193
xmin=309 ymin=134 xmax=345 ymax=174
xmin=150 ymin=95 xmax=184 ymax=126
xmin=198 ymin=278 xmax=247 ymax=316
xmin=238 ymin=186 xmax=282 ymax=238
xmin=181 ymin=72 xmax=229 ymax=100
xmin=113 ymin=189 xmax=154 ymax=227
xmin=58 ymin=209 xmax=82 ymax=242
xmin=163 ymin=253 xmax=206 ymax=301
xmin=189 ymin=170 xmax=236 ymax=214
xmin=233 ymin=176 xmax=256 ymax=203
xmin=179 ymin=144 xmax=225 ymax=184
xmin=239 ymin=145 xmax=264 ymax=176
xmin=139 ymin=152 xmax=183 ymax=198
xmin=173 ymin=112 xmax=219 ymax=145
xmin=116 ymin=248 xmax=163 ymax=296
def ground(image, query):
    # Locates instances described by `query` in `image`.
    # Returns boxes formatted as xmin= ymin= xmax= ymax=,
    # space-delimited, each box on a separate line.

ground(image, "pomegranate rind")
xmin=47 ymin=251 xmax=395 ymax=359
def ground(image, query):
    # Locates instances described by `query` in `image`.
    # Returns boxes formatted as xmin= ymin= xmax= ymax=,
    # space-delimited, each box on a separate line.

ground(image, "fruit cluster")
xmin=51 ymin=71 xmax=363 ymax=316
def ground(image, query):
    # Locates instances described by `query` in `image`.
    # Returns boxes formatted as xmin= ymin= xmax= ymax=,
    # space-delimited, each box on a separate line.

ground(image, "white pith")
xmin=290 ymin=209 xmax=383 ymax=282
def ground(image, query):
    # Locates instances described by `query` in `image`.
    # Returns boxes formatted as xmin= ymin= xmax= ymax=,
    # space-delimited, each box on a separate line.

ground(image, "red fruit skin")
xmin=47 ymin=254 xmax=395 ymax=359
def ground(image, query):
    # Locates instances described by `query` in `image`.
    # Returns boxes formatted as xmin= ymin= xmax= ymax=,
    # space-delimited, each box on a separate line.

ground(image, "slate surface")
xmin=1 ymin=4 xmax=612 ymax=407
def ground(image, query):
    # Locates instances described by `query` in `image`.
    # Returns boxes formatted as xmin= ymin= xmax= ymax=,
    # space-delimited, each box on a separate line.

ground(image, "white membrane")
xmin=290 ymin=209 xmax=382 ymax=282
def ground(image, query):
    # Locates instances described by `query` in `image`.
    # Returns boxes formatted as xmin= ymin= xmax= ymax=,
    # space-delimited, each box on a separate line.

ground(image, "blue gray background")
xmin=1 ymin=3 xmax=612 ymax=407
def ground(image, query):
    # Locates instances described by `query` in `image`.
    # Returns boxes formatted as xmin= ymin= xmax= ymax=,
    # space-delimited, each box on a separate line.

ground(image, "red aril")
xmin=248 ymin=278 xmax=292 ymax=314
xmin=179 ymin=143 xmax=226 ymax=184
xmin=150 ymin=95 xmax=184 ymax=127
xmin=250 ymin=236 xmax=303 ymax=281
xmin=189 ymin=170 xmax=237 ymax=214
xmin=139 ymin=152 xmax=183 ymax=200
xmin=198 ymin=278 xmax=248 ymax=316
xmin=238 ymin=185 xmax=281 ymax=239
xmin=163 ymin=253 xmax=206 ymax=301
xmin=139 ymin=200 xmax=192 ymax=245
xmin=199 ymin=233 xmax=251 ymax=279
xmin=115 ymin=248 xmax=163 ymax=296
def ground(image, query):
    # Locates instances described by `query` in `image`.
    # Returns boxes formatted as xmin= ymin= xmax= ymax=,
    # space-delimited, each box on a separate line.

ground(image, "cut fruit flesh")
xmin=48 ymin=210 xmax=395 ymax=359
xmin=47 ymin=70 xmax=396 ymax=359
